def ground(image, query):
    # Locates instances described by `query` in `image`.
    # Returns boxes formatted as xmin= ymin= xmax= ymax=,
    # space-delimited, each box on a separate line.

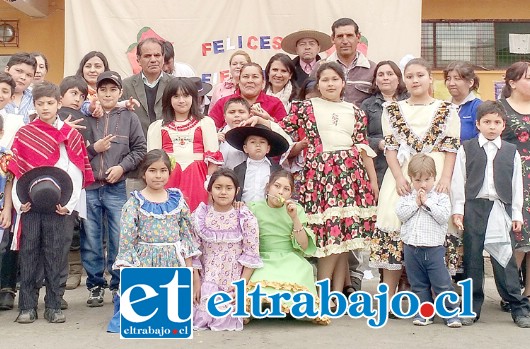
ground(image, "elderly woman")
xmin=264 ymin=53 xmax=299 ymax=112
xmin=209 ymin=50 xmax=251 ymax=109
xmin=444 ymin=61 xmax=482 ymax=141
xmin=209 ymin=62 xmax=287 ymax=128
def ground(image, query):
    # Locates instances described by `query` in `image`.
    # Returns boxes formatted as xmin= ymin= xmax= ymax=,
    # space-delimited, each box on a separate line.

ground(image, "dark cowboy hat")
xmin=225 ymin=124 xmax=289 ymax=158
xmin=281 ymin=29 xmax=333 ymax=55
xmin=16 ymin=166 xmax=73 ymax=214
xmin=189 ymin=77 xmax=213 ymax=96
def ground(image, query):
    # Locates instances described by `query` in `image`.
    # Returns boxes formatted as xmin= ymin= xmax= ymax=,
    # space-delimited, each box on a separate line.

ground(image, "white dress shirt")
xmin=241 ymin=157 xmax=272 ymax=203
xmin=219 ymin=125 xmax=247 ymax=170
xmin=451 ymin=134 xmax=523 ymax=222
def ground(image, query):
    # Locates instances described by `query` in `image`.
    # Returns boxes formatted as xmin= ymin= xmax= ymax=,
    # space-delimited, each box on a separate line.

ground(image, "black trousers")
xmin=35 ymin=214 xmax=77 ymax=295
xmin=0 ymin=232 xmax=18 ymax=290
xmin=18 ymin=211 xmax=73 ymax=310
xmin=463 ymin=199 xmax=530 ymax=319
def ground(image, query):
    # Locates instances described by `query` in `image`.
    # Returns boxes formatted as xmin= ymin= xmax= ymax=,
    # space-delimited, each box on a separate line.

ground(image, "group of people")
xmin=0 ymin=16 xmax=529 ymax=331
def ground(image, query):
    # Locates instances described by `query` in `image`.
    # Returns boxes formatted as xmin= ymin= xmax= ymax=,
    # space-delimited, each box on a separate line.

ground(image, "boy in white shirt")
xmin=451 ymin=100 xmax=530 ymax=327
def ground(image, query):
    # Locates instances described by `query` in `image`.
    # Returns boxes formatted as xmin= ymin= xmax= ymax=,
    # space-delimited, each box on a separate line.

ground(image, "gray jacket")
xmin=86 ymin=107 xmax=147 ymax=189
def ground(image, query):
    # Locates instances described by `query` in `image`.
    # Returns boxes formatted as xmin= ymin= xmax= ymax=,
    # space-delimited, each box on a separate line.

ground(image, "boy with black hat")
xmin=225 ymin=124 xmax=289 ymax=202
xmin=82 ymin=71 xmax=146 ymax=308
xmin=8 ymin=81 xmax=94 ymax=323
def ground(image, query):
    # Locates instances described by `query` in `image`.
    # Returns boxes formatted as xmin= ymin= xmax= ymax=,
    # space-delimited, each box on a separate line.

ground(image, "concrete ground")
xmin=1 ymin=268 xmax=528 ymax=349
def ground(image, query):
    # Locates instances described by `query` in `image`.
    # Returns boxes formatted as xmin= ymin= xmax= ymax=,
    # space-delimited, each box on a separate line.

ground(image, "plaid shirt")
xmin=396 ymin=189 xmax=451 ymax=247
xmin=4 ymin=89 xmax=34 ymax=124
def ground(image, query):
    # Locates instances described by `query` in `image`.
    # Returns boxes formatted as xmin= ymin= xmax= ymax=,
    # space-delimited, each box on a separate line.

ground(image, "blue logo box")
xmin=120 ymin=267 xmax=193 ymax=339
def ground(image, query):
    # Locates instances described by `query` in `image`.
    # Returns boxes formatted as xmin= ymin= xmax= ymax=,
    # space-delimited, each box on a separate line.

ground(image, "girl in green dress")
xmin=247 ymin=170 xmax=329 ymax=325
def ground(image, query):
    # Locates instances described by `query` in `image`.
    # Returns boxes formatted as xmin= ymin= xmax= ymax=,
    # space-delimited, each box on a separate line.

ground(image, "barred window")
xmin=422 ymin=21 xmax=530 ymax=70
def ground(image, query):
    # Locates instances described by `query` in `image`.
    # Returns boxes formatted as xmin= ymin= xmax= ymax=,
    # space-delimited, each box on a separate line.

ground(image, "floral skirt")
xmin=300 ymin=148 xmax=377 ymax=257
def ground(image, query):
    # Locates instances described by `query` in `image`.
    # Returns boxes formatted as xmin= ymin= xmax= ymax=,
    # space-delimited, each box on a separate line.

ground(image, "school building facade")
xmin=0 ymin=0 xmax=528 ymax=100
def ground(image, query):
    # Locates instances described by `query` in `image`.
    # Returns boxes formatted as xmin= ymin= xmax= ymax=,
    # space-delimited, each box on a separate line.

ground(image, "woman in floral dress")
xmin=279 ymin=61 xmax=379 ymax=294
xmin=499 ymin=61 xmax=530 ymax=297
xmin=369 ymin=58 xmax=461 ymax=302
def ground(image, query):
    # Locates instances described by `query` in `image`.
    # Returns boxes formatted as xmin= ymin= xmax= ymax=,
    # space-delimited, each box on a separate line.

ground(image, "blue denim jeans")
xmin=81 ymin=181 xmax=127 ymax=290
xmin=403 ymin=244 xmax=460 ymax=314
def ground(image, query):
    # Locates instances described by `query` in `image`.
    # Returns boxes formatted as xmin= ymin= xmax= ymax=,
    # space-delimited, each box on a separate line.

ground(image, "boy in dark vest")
xmin=225 ymin=124 xmax=288 ymax=202
xmin=451 ymin=100 xmax=530 ymax=327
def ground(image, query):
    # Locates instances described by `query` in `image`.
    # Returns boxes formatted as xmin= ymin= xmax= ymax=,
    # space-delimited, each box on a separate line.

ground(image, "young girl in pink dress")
xmin=192 ymin=168 xmax=262 ymax=331
xmin=147 ymin=78 xmax=223 ymax=211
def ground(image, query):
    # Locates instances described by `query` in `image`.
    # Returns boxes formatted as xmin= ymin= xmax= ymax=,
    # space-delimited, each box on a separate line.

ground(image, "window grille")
xmin=422 ymin=21 xmax=530 ymax=70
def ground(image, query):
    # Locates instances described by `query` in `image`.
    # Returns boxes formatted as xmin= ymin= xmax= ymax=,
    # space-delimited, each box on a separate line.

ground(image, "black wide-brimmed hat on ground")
xmin=16 ymin=166 xmax=73 ymax=213
xmin=225 ymin=124 xmax=289 ymax=157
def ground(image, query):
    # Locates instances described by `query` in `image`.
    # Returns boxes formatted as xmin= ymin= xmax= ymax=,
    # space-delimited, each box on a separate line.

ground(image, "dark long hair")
xmin=75 ymin=51 xmax=110 ymax=79
xmin=139 ymin=149 xmax=172 ymax=178
xmin=207 ymin=168 xmax=240 ymax=192
xmin=161 ymin=78 xmax=203 ymax=125
xmin=316 ymin=61 xmax=346 ymax=98
xmin=502 ymin=61 xmax=530 ymax=98
xmin=369 ymin=60 xmax=406 ymax=96
xmin=264 ymin=53 xmax=298 ymax=101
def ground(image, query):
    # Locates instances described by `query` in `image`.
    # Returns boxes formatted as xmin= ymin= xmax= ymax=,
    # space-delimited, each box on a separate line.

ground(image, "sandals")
xmin=343 ymin=285 xmax=357 ymax=298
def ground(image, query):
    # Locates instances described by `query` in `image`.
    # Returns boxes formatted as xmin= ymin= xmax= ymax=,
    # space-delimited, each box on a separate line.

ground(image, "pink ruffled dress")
xmin=192 ymin=203 xmax=262 ymax=331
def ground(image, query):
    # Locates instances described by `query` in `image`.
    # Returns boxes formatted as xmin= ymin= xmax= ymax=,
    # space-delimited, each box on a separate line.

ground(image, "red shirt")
xmin=209 ymin=90 xmax=287 ymax=129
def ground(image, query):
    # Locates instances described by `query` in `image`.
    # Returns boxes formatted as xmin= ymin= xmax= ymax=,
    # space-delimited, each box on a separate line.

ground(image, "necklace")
xmin=406 ymin=98 xmax=435 ymax=106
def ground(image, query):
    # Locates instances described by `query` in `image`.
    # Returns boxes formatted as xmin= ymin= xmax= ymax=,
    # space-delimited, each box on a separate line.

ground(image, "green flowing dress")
xmin=247 ymin=201 xmax=328 ymax=324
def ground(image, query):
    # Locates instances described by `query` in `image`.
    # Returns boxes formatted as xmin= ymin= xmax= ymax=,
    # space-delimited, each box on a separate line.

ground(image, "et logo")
xmin=120 ymin=268 xmax=193 ymax=339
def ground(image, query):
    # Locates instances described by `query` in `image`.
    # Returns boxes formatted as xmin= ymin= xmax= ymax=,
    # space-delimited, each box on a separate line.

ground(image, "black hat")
xmin=16 ymin=166 xmax=73 ymax=213
xmin=96 ymin=71 xmax=122 ymax=89
xmin=189 ymin=77 xmax=213 ymax=96
xmin=225 ymin=124 xmax=289 ymax=157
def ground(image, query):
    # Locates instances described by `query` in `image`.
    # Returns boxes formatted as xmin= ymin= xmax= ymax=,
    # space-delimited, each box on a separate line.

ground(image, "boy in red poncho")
xmin=8 ymin=81 xmax=94 ymax=324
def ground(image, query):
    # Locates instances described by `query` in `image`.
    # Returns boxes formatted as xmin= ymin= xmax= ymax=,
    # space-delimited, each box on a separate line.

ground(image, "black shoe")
xmin=0 ymin=289 xmax=15 ymax=310
xmin=61 ymin=297 xmax=68 ymax=310
xmin=514 ymin=315 xmax=530 ymax=328
xmin=87 ymin=286 xmax=105 ymax=307
xmin=388 ymin=312 xmax=399 ymax=320
xmin=16 ymin=308 xmax=38 ymax=324
xmin=44 ymin=308 xmax=66 ymax=323
xmin=500 ymin=300 xmax=511 ymax=313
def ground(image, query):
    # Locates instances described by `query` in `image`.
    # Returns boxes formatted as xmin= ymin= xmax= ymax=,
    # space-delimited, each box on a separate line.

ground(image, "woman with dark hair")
xmin=444 ymin=61 xmax=482 ymax=141
xmin=499 ymin=61 xmax=530 ymax=299
xmin=264 ymin=53 xmax=299 ymax=112
xmin=210 ymin=50 xmax=252 ymax=109
xmin=75 ymin=51 xmax=110 ymax=117
xmin=361 ymin=60 xmax=408 ymax=188
xmin=147 ymin=78 xmax=223 ymax=211
xmin=30 ymin=52 xmax=49 ymax=85
xmin=209 ymin=62 xmax=286 ymax=128
xmin=75 ymin=51 xmax=110 ymax=95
